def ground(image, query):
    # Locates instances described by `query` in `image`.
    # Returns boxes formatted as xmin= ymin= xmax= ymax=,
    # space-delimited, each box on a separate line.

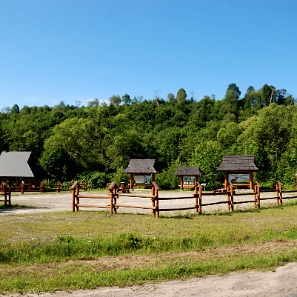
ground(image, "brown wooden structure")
xmin=0 ymin=151 xmax=48 ymax=193
xmin=71 ymin=180 xmax=296 ymax=217
xmin=72 ymin=181 xmax=161 ymax=217
xmin=174 ymin=166 xmax=203 ymax=190
xmin=216 ymin=155 xmax=259 ymax=190
xmin=72 ymin=181 xmax=119 ymax=214
xmin=123 ymin=159 xmax=158 ymax=190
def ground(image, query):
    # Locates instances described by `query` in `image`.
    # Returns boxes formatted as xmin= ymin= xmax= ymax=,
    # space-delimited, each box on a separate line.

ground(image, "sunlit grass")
xmin=1 ymin=202 xmax=297 ymax=293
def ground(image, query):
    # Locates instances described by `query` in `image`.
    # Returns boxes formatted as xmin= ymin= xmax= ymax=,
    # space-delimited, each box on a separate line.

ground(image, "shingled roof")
xmin=174 ymin=166 xmax=203 ymax=176
xmin=217 ymin=155 xmax=259 ymax=172
xmin=0 ymin=151 xmax=48 ymax=178
xmin=123 ymin=159 xmax=158 ymax=174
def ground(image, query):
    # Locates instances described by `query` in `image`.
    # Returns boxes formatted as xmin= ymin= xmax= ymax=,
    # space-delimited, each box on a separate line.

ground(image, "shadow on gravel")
xmin=0 ymin=204 xmax=49 ymax=213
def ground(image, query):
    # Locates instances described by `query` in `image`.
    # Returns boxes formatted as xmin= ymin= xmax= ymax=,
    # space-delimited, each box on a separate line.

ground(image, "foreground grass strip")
xmin=1 ymin=244 xmax=297 ymax=294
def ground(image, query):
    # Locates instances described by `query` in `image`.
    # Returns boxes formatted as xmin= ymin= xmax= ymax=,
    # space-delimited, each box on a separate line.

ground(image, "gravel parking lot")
xmin=0 ymin=188 xmax=292 ymax=216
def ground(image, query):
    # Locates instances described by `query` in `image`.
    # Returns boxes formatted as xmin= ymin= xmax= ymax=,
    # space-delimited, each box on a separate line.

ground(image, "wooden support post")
xmin=276 ymin=181 xmax=283 ymax=206
xmin=56 ymin=181 xmax=61 ymax=193
xmin=229 ymin=183 xmax=234 ymax=211
xmin=152 ymin=181 xmax=160 ymax=218
xmin=113 ymin=193 xmax=117 ymax=214
xmin=72 ymin=182 xmax=76 ymax=212
xmin=254 ymin=183 xmax=257 ymax=208
xmin=198 ymin=183 xmax=202 ymax=214
xmin=155 ymin=185 xmax=159 ymax=218
xmin=254 ymin=182 xmax=261 ymax=208
xmin=151 ymin=185 xmax=155 ymax=217
xmin=20 ymin=181 xmax=24 ymax=194
xmin=194 ymin=183 xmax=198 ymax=213
xmin=109 ymin=189 xmax=113 ymax=214
xmin=75 ymin=184 xmax=80 ymax=211
xmin=71 ymin=181 xmax=80 ymax=212
xmin=279 ymin=183 xmax=283 ymax=206
xmin=276 ymin=182 xmax=279 ymax=205
xmin=4 ymin=183 xmax=7 ymax=206
xmin=249 ymin=172 xmax=253 ymax=190
xmin=194 ymin=183 xmax=201 ymax=213
xmin=227 ymin=184 xmax=230 ymax=211
xmin=4 ymin=182 xmax=11 ymax=206
xmin=224 ymin=172 xmax=228 ymax=189
xmin=129 ymin=174 xmax=134 ymax=191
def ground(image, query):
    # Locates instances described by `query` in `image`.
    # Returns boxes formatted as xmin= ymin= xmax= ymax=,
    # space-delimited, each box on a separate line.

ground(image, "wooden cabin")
xmin=0 ymin=151 xmax=48 ymax=192
xmin=123 ymin=159 xmax=158 ymax=190
xmin=216 ymin=155 xmax=259 ymax=189
xmin=174 ymin=166 xmax=203 ymax=190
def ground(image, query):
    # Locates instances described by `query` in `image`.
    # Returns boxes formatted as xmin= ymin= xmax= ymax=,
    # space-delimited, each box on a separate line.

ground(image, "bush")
xmin=156 ymin=162 xmax=179 ymax=190
xmin=111 ymin=167 xmax=130 ymax=186
xmin=76 ymin=171 xmax=111 ymax=189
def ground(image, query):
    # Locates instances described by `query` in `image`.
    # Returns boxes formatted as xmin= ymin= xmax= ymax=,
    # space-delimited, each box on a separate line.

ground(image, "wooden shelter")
xmin=0 ymin=151 xmax=48 ymax=191
xmin=123 ymin=159 xmax=158 ymax=190
xmin=216 ymin=155 xmax=259 ymax=189
xmin=174 ymin=166 xmax=203 ymax=190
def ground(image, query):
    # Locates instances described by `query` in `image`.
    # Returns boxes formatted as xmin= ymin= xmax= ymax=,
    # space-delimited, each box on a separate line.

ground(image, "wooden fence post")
xmin=228 ymin=182 xmax=234 ymax=212
xmin=254 ymin=182 xmax=261 ymax=208
xmin=194 ymin=182 xmax=202 ymax=214
xmin=279 ymin=182 xmax=283 ymax=206
xmin=71 ymin=182 xmax=76 ymax=212
xmin=3 ymin=182 xmax=11 ymax=206
xmin=151 ymin=184 xmax=156 ymax=217
xmin=6 ymin=182 xmax=9 ymax=206
xmin=108 ymin=182 xmax=119 ymax=215
xmin=152 ymin=181 xmax=160 ymax=218
xmin=276 ymin=181 xmax=283 ymax=206
xmin=71 ymin=181 xmax=79 ymax=212
xmin=56 ymin=181 xmax=61 ymax=193
xmin=194 ymin=183 xmax=198 ymax=213
xmin=109 ymin=189 xmax=114 ymax=214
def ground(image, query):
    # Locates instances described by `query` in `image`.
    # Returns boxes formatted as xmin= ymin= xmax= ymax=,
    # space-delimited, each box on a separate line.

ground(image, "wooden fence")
xmin=197 ymin=181 xmax=297 ymax=213
xmin=71 ymin=181 xmax=297 ymax=217
xmin=0 ymin=182 xmax=11 ymax=206
xmin=71 ymin=181 xmax=161 ymax=217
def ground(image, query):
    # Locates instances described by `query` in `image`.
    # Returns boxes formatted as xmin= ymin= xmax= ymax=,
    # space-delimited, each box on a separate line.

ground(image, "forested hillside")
xmin=1 ymin=83 xmax=296 ymax=189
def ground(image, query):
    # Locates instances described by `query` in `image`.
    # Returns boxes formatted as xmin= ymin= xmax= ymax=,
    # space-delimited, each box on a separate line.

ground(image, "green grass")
xmin=1 ymin=201 xmax=297 ymax=293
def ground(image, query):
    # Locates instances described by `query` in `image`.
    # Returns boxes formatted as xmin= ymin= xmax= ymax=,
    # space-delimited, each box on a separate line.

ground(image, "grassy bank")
xmin=1 ymin=201 xmax=297 ymax=294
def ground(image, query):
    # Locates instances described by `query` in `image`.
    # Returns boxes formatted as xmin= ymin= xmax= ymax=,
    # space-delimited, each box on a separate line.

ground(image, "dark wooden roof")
xmin=217 ymin=155 xmax=259 ymax=172
xmin=174 ymin=166 xmax=203 ymax=176
xmin=123 ymin=159 xmax=158 ymax=174
xmin=0 ymin=151 xmax=48 ymax=178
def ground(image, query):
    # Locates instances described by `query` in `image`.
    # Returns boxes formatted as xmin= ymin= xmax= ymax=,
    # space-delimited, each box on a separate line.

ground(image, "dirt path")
xmin=1 ymin=190 xmax=297 ymax=296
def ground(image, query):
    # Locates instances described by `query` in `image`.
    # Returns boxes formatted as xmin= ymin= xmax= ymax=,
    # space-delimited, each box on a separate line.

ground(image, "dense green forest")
xmin=1 ymin=83 xmax=297 ymax=190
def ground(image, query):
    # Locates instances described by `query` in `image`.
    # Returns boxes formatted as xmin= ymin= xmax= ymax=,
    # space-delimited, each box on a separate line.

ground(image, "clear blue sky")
xmin=1 ymin=0 xmax=296 ymax=109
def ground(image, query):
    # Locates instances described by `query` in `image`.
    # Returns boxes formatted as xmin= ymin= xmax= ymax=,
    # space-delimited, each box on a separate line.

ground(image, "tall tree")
xmin=11 ymin=104 xmax=20 ymax=114
xmin=167 ymin=93 xmax=176 ymax=102
xmin=176 ymin=88 xmax=187 ymax=102
xmin=226 ymin=83 xmax=241 ymax=100
xmin=109 ymin=95 xmax=122 ymax=106
xmin=261 ymin=84 xmax=275 ymax=106
xmin=122 ymin=94 xmax=131 ymax=105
